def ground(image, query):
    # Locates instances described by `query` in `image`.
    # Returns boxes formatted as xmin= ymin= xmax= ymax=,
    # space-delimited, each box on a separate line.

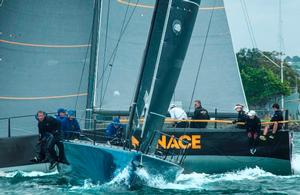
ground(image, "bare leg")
xmin=263 ymin=125 xmax=270 ymax=136
xmin=272 ymin=122 xmax=278 ymax=134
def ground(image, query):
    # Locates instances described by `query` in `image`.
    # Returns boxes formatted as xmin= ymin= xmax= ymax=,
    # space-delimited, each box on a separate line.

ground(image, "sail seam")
xmin=0 ymin=93 xmax=87 ymax=100
xmin=0 ymin=39 xmax=90 ymax=48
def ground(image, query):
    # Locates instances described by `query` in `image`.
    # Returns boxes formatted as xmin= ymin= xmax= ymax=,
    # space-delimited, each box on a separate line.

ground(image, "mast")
xmin=86 ymin=0 xmax=102 ymax=129
xmin=279 ymin=0 xmax=284 ymax=109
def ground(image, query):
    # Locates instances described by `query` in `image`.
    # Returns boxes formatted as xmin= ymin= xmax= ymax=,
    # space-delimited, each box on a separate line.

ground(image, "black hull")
xmin=161 ymin=128 xmax=293 ymax=175
xmin=0 ymin=135 xmax=53 ymax=172
xmin=0 ymin=128 xmax=293 ymax=175
xmin=163 ymin=128 xmax=291 ymax=160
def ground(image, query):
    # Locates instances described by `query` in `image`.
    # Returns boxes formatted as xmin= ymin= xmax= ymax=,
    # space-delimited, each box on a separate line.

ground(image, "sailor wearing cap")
xmin=65 ymin=110 xmax=81 ymax=139
xmin=105 ymin=117 xmax=125 ymax=144
xmin=168 ymin=104 xmax=188 ymax=128
xmin=233 ymin=104 xmax=248 ymax=129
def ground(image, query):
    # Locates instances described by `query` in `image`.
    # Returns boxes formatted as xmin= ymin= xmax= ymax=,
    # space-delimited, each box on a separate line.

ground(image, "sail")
xmin=138 ymin=0 xmax=201 ymax=152
xmin=0 ymin=0 xmax=94 ymax=135
xmin=95 ymin=0 xmax=247 ymax=113
xmin=174 ymin=0 xmax=247 ymax=112
xmin=0 ymin=0 xmax=247 ymax=135
xmin=94 ymin=0 xmax=154 ymax=111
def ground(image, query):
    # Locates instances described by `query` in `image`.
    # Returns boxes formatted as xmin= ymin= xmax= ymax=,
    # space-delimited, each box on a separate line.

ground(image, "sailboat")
xmin=0 ymin=0 xmax=293 ymax=176
xmin=61 ymin=0 xmax=201 ymax=184
xmin=90 ymin=0 xmax=293 ymax=175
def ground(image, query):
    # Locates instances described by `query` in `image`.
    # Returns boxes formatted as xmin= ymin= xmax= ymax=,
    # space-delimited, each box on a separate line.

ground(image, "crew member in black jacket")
xmin=190 ymin=100 xmax=210 ymax=128
xmin=260 ymin=103 xmax=284 ymax=141
xmin=245 ymin=110 xmax=261 ymax=155
xmin=36 ymin=111 xmax=67 ymax=169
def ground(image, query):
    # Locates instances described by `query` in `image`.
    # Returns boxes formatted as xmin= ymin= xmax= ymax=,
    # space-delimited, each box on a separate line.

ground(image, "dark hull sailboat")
xmin=0 ymin=129 xmax=293 ymax=175
xmin=0 ymin=0 xmax=293 ymax=179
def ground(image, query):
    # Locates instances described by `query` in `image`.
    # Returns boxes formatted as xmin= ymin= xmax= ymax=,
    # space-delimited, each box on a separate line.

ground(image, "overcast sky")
xmin=224 ymin=0 xmax=299 ymax=56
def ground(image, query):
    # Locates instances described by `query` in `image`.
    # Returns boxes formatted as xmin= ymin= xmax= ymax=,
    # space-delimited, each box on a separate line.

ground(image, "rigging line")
xmin=98 ymin=0 xmax=141 ymax=107
xmin=97 ymin=0 xmax=131 ymax=106
xmin=240 ymin=0 xmax=254 ymax=48
xmin=240 ymin=0 xmax=257 ymax=48
xmin=240 ymin=0 xmax=254 ymax=47
xmin=100 ymin=65 xmax=113 ymax=108
xmin=243 ymin=1 xmax=257 ymax=48
xmin=99 ymin=0 xmax=131 ymax=105
xmin=241 ymin=1 xmax=284 ymax=70
xmin=96 ymin=0 xmax=131 ymax=92
xmin=74 ymin=10 xmax=94 ymax=111
xmin=187 ymin=0 xmax=217 ymax=116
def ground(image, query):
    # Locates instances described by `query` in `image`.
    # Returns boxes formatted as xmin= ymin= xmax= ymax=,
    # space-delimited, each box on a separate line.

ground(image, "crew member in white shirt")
xmin=168 ymin=104 xmax=188 ymax=128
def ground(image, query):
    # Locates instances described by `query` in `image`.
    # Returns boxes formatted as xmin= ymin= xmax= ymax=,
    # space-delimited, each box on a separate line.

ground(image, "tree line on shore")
xmin=237 ymin=48 xmax=300 ymax=108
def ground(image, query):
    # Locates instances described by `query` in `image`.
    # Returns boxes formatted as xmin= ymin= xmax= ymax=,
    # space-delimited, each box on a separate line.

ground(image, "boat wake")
xmin=1 ymin=165 xmax=299 ymax=193
xmin=134 ymin=166 xmax=300 ymax=191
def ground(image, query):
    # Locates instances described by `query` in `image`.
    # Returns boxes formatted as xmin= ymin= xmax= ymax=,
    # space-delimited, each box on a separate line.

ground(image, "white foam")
xmin=107 ymin=165 xmax=131 ymax=186
xmin=136 ymin=167 xmax=275 ymax=190
xmin=69 ymin=166 xmax=132 ymax=191
xmin=292 ymin=154 xmax=300 ymax=174
xmin=215 ymin=166 xmax=274 ymax=181
xmin=0 ymin=170 xmax=58 ymax=178
xmin=70 ymin=179 xmax=99 ymax=190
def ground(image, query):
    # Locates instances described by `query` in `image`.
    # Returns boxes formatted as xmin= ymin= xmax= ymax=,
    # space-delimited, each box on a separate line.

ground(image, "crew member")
xmin=232 ymin=104 xmax=248 ymax=129
xmin=168 ymin=104 xmax=188 ymax=128
xmin=245 ymin=110 xmax=261 ymax=155
xmin=259 ymin=103 xmax=283 ymax=141
xmin=56 ymin=108 xmax=68 ymax=136
xmin=65 ymin=110 xmax=81 ymax=139
xmin=105 ymin=117 xmax=125 ymax=144
xmin=36 ymin=111 xmax=68 ymax=169
xmin=190 ymin=100 xmax=210 ymax=128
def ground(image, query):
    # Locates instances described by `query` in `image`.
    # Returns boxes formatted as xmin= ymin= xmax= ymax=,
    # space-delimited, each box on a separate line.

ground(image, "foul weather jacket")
xmin=245 ymin=116 xmax=261 ymax=134
xmin=190 ymin=107 xmax=210 ymax=128
xmin=38 ymin=116 xmax=61 ymax=138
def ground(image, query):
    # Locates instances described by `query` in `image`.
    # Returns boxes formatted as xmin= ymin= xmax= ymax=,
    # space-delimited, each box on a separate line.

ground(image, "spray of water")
xmin=292 ymin=154 xmax=300 ymax=174
xmin=69 ymin=165 xmax=132 ymax=191
xmin=134 ymin=166 xmax=278 ymax=190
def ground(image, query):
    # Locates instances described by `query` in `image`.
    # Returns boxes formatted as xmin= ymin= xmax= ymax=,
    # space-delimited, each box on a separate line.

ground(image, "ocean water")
xmin=1 ymin=132 xmax=300 ymax=194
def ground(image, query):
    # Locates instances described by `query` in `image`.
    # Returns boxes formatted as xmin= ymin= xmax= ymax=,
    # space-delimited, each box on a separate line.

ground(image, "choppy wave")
xmin=69 ymin=165 xmax=132 ymax=192
xmin=0 ymin=170 xmax=58 ymax=178
xmin=1 ymin=166 xmax=299 ymax=194
xmin=135 ymin=166 xmax=300 ymax=191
